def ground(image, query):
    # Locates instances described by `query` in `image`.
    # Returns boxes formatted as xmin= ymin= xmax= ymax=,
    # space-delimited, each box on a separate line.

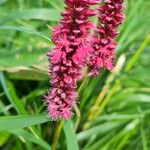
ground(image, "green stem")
xmin=125 ymin=35 xmax=150 ymax=72
xmin=52 ymin=120 xmax=64 ymax=150
xmin=74 ymin=104 xmax=81 ymax=131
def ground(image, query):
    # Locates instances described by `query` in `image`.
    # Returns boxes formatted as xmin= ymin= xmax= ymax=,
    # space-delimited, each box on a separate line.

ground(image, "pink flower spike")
xmin=87 ymin=0 xmax=124 ymax=76
xmin=45 ymin=0 xmax=98 ymax=120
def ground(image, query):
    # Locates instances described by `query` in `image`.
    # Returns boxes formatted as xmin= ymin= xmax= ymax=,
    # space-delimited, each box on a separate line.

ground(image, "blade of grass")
xmin=85 ymin=133 xmax=114 ymax=150
xmin=117 ymin=119 xmax=139 ymax=150
xmin=0 ymin=131 xmax=10 ymax=147
xmin=0 ymin=72 xmax=47 ymax=138
xmin=77 ymin=121 xmax=122 ymax=141
xmin=0 ymin=102 xmax=12 ymax=115
xmin=138 ymin=107 xmax=148 ymax=150
xmin=0 ymin=114 xmax=50 ymax=131
xmin=52 ymin=120 xmax=64 ymax=150
xmin=63 ymin=120 xmax=79 ymax=150
xmin=0 ymin=72 xmax=27 ymax=114
xmin=125 ymin=35 xmax=150 ymax=72
xmin=117 ymin=0 xmax=144 ymax=51
xmin=140 ymin=126 xmax=148 ymax=150
xmin=45 ymin=0 xmax=64 ymax=10
xmin=0 ymin=8 xmax=60 ymax=24
xmin=0 ymin=25 xmax=50 ymax=41
xmin=9 ymin=129 xmax=51 ymax=150
xmin=101 ymin=119 xmax=139 ymax=150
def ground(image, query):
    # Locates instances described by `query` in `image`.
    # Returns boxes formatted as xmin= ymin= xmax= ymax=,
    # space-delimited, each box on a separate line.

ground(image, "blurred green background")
xmin=0 ymin=0 xmax=150 ymax=150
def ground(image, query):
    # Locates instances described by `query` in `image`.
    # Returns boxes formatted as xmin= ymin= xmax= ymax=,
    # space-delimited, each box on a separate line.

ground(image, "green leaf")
xmin=77 ymin=122 xmax=122 ymax=141
xmin=0 ymin=131 xmax=10 ymax=146
xmin=63 ymin=120 xmax=79 ymax=150
xmin=0 ymin=25 xmax=50 ymax=41
xmin=7 ymin=70 xmax=48 ymax=81
xmin=0 ymin=48 xmax=48 ymax=68
xmin=9 ymin=129 xmax=51 ymax=150
xmin=45 ymin=0 xmax=64 ymax=10
xmin=125 ymin=35 xmax=150 ymax=72
xmin=0 ymin=114 xmax=50 ymax=131
xmin=0 ymin=8 xmax=60 ymax=24
xmin=0 ymin=72 xmax=27 ymax=114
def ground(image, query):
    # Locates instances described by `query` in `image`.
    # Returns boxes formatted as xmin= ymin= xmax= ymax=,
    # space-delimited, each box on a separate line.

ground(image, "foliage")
xmin=0 ymin=0 xmax=150 ymax=149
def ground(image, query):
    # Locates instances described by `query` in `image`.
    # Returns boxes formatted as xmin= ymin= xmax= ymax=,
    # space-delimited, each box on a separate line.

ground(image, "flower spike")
xmin=45 ymin=0 xmax=99 ymax=120
xmin=87 ymin=0 xmax=124 ymax=76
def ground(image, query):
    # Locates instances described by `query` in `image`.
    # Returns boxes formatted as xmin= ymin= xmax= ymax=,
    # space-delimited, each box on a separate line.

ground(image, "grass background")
xmin=0 ymin=0 xmax=150 ymax=149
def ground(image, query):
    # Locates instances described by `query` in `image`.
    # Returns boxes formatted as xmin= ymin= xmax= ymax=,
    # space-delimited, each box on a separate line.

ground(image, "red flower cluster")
xmin=45 ymin=0 xmax=124 ymax=120
xmin=45 ymin=0 xmax=99 ymax=120
xmin=88 ymin=0 xmax=124 ymax=76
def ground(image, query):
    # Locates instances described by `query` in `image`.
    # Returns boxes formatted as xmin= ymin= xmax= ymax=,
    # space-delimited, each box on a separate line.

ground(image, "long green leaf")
xmin=0 ymin=114 xmax=50 ymax=131
xmin=0 ymin=72 xmax=27 ymax=114
xmin=9 ymin=129 xmax=51 ymax=150
xmin=63 ymin=120 xmax=79 ymax=150
xmin=0 ymin=25 xmax=50 ymax=41
xmin=77 ymin=122 xmax=122 ymax=141
xmin=0 ymin=8 xmax=60 ymax=24
xmin=45 ymin=0 xmax=64 ymax=10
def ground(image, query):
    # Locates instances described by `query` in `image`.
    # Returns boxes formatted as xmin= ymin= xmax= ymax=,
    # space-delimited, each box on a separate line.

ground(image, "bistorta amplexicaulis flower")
xmin=44 ymin=0 xmax=124 ymax=120
xmin=45 ymin=0 xmax=99 ymax=120
xmin=87 ymin=0 xmax=124 ymax=76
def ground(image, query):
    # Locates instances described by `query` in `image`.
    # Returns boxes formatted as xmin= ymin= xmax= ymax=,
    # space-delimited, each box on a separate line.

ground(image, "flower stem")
xmin=52 ymin=120 xmax=64 ymax=150
xmin=74 ymin=104 xmax=81 ymax=131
